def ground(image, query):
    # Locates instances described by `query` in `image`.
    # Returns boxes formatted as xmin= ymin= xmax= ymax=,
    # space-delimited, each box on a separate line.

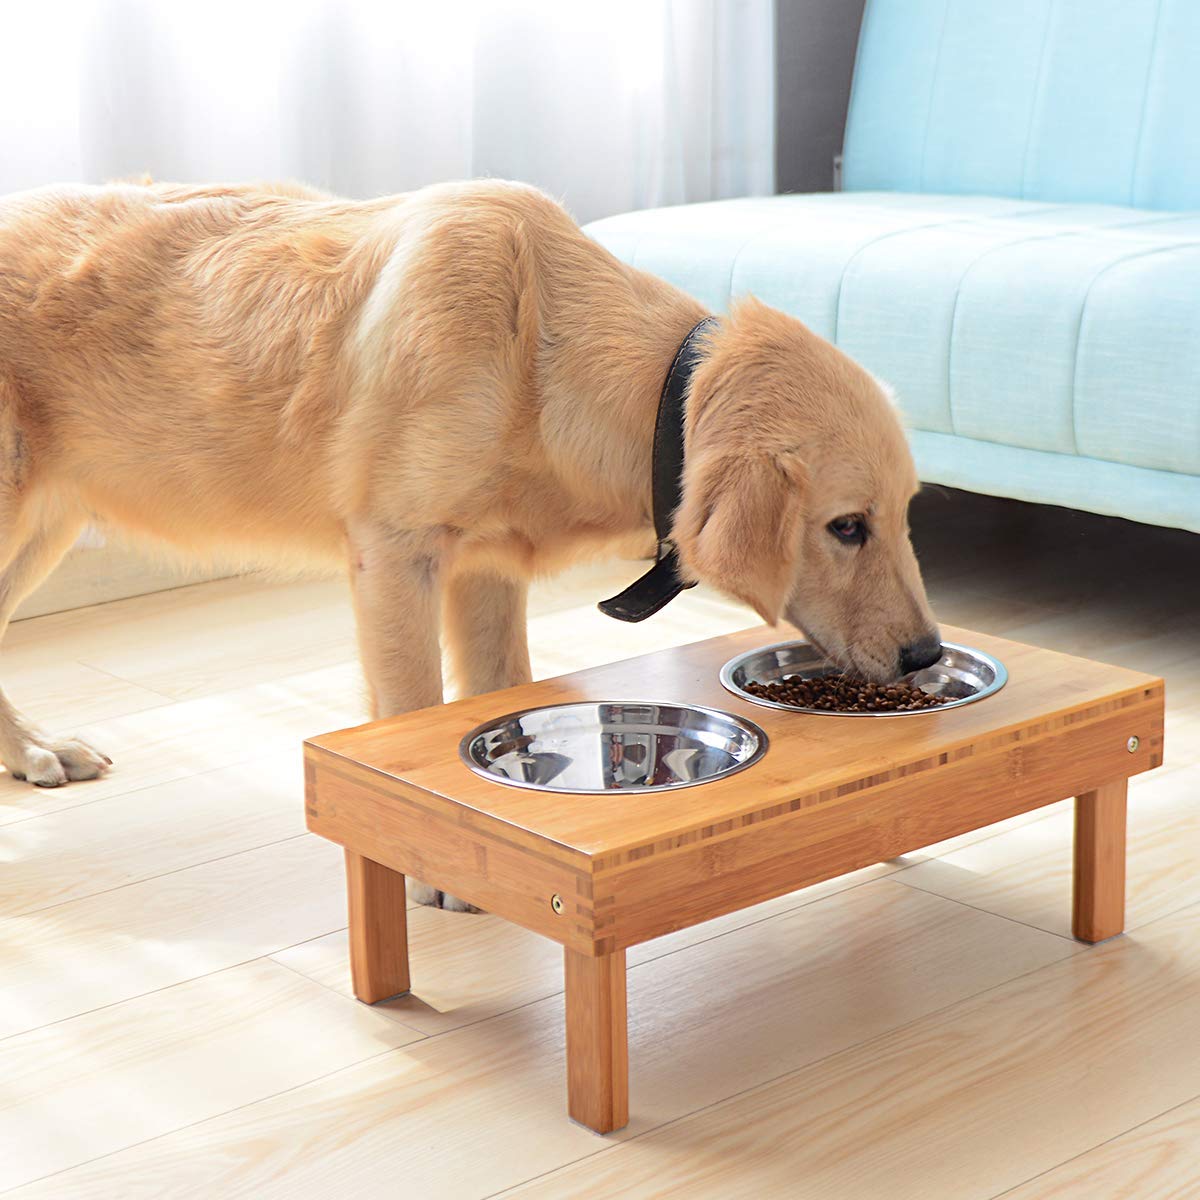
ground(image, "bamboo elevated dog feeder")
xmin=304 ymin=626 xmax=1164 ymax=1134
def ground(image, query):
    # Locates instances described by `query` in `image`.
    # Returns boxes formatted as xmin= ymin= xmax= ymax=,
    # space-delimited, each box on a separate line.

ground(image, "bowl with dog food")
xmin=720 ymin=640 xmax=1007 ymax=716
xmin=460 ymin=700 xmax=767 ymax=793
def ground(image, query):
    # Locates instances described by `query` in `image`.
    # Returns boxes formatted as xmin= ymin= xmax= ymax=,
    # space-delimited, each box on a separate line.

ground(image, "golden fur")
xmin=0 ymin=178 xmax=938 ymax=806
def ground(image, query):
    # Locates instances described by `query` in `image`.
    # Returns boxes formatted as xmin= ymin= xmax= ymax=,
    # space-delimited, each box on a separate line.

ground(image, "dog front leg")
xmin=442 ymin=568 xmax=532 ymax=699
xmin=433 ymin=566 xmax=530 ymax=914
xmin=347 ymin=520 xmax=477 ymax=912
xmin=347 ymin=521 xmax=444 ymax=719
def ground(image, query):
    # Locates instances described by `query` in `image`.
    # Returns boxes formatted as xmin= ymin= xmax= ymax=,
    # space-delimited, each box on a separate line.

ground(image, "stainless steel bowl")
xmin=459 ymin=701 xmax=767 ymax=794
xmin=719 ymin=640 xmax=1007 ymax=716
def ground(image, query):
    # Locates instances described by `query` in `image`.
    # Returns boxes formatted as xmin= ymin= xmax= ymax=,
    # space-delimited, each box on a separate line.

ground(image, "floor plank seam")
xmin=72 ymin=649 xmax=361 ymax=706
xmin=482 ymin=941 xmax=1096 ymax=1198
xmin=484 ymin=1146 xmax=616 ymax=1198
xmin=3 ymin=831 xmax=318 ymax=922
xmin=264 ymin=861 xmax=1092 ymax=1068
xmin=4 ymin=502 xmax=1193 ymax=1193
xmin=262 ymin=863 xmax=918 ymax=1043
xmin=885 ymin=876 xmax=1086 ymax=944
xmin=0 ymin=930 xmax=347 ymax=1047
xmin=266 ymin=944 xmax=582 ymax=1045
xmin=269 ymin=925 xmax=354 ymax=958
xmin=986 ymin=1088 xmax=1200 ymax=1200
xmin=1120 ymin=894 xmax=1200 ymax=938
xmin=0 ymin=650 xmax=370 ymax=828
xmin=0 ymin=1041 xmax=409 ymax=1198
xmin=0 ymin=896 xmax=1136 ymax=1197
xmin=265 ymin=952 xmax=429 ymax=1041
xmin=11 ymin=572 xmax=250 ymax=630
xmin=260 ymin=954 xmax=437 ymax=1042
xmin=68 ymin=658 xmax=182 ymax=704
xmin=0 ymin=748 xmax=303 ymax=830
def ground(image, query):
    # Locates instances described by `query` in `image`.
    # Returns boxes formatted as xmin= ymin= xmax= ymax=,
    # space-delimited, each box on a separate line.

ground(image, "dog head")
xmin=672 ymin=298 xmax=940 ymax=683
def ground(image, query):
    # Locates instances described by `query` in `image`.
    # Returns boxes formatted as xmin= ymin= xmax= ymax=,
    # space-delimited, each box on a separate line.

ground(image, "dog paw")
xmin=409 ymin=879 xmax=480 ymax=913
xmin=8 ymin=737 xmax=112 ymax=787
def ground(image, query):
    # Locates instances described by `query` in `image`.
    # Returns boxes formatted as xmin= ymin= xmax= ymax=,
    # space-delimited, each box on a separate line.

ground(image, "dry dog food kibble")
xmin=744 ymin=673 xmax=949 ymax=712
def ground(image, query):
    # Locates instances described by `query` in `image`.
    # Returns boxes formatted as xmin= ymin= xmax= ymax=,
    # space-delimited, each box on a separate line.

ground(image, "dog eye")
xmin=828 ymin=515 xmax=867 ymax=546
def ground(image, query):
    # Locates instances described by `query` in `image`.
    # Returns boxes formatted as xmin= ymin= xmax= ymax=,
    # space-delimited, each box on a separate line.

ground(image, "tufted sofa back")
xmin=842 ymin=0 xmax=1200 ymax=211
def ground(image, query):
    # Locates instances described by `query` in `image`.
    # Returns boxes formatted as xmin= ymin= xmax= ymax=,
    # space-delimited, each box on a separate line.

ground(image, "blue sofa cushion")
xmin=843 ymin=0 xmax=1200 ymax=212
xmin=585 ymin=193 xmax=1200 ymax=480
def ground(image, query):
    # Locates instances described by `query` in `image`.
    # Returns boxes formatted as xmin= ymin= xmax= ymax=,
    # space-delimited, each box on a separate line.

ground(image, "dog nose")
xmin=899 ymin=634 xmax=943 ymax=675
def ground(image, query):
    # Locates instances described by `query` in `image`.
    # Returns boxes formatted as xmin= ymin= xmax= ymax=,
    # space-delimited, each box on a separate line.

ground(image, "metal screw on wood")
xmin=1126 ymin=735 xmax=1140 ymax=753
xmin=551 ymin=893 xmax=565 ymax=915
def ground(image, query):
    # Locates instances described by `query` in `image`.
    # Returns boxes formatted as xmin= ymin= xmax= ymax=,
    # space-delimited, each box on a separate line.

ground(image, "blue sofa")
xmin=585 ymin=0 xmax=1200 ymax=534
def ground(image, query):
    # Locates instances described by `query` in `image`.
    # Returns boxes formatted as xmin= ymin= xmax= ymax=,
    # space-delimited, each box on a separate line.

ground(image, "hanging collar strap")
xmin=598 ymin=315 xmax=718 ymax=622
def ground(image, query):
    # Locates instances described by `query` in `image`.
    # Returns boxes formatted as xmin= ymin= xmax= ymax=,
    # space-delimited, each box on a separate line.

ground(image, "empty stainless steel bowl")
xmin=720 ymin=640 xmax=1007 ymax=716
xmin=460 ymin=701 xmax=767 ymax=793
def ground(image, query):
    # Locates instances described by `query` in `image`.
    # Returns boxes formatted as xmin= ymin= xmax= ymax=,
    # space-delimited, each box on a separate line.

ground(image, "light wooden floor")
xmin=2 ymin=489 xmax=1197 ymax=1199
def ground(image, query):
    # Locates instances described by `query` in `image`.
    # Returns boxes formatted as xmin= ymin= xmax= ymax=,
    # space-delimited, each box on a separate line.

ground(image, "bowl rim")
xmin=458 ymin=698 xmax=770 ymax=794
xmin=718 ymin=639 xmax=1008 ymax=716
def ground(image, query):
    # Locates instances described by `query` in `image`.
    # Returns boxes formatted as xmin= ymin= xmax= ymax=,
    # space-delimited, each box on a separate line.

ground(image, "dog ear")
xmin=673 ymin=448 xmax=805 ymax=625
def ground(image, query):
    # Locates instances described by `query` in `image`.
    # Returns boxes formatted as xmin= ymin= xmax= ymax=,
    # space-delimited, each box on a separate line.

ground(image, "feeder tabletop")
xmin=304 ymin=625 xmax=1163 ymax=861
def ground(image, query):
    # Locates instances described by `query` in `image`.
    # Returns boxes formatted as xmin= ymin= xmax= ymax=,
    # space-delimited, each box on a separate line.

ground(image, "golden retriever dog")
xmin=0 ymin=178 xmax=939 ymax=904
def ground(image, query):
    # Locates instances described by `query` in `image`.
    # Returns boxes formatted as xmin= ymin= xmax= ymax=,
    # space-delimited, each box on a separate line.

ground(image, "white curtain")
xmin=0 ymin=0 xmax=775 ymax=223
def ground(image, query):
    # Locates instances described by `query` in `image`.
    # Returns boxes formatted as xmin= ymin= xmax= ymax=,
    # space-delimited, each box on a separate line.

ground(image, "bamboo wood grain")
xmin=306 ymin=625 xmax=1163 ymax=957
xmin=307 ymin=759 xmax=596 ymax=952
xmin=307 ymin=624 xmax=1164 ymax=862
xmin=564 ymin=948 xmax=628 ymax=1134
xmin=304 ymin=622 xmax=1163 ymax=1131
xmin=1073 ymin=780 xmax=1128 ymax=943
xmin=345 ymin=852 xmax=411 ymax=1003
xmin=589 ymin=700 xmax=1157 ymax=952
xmin=894 ymin=762 xmax=1197 ymax=939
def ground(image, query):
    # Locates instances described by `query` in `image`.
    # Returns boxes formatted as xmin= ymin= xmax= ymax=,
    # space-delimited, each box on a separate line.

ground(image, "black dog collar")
xmin=598 ymin=315 xmax=719 ymax=622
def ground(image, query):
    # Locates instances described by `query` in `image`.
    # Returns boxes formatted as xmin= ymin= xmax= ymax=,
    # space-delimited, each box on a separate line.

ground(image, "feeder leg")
xmin=564 ymin=947 xmax=629 ymax=1133
xmin=345 ymin=851 xmax=411 ymax=1003
xmin=1073 ymin=780 xmax=1128 ymax=943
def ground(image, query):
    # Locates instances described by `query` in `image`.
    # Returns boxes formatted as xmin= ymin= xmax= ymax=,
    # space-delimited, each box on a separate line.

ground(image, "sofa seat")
xmin=585 ymin=192 xmax=1200 ymax=532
